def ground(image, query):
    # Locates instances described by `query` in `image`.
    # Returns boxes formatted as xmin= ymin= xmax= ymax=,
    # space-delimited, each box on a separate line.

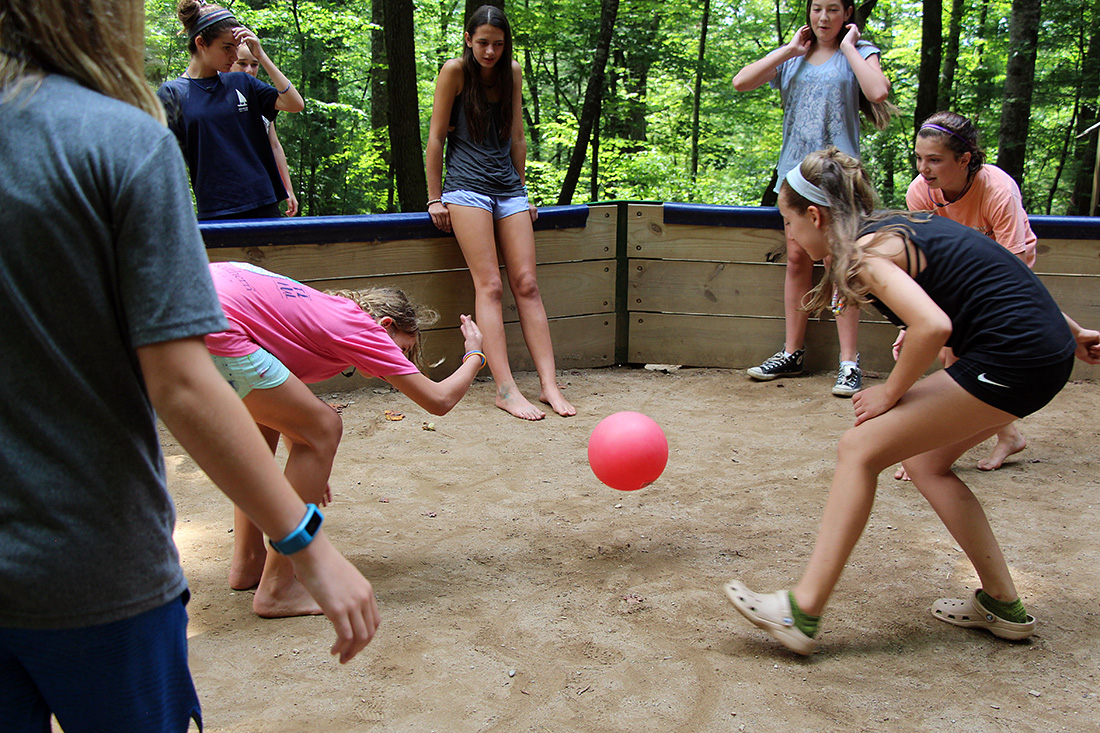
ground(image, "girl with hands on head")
xmin=425 ymin=5 xmax=574 ymax=420
xmin=725 ymin=147 xmax=1099 ymax=657
xmin=735 ymin=0 xmax=893 ymax=398
xmin=157 ymin=0 xmax=303 ymax=220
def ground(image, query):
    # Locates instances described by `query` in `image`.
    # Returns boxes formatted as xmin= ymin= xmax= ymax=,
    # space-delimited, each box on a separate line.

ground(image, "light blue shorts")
xmin=441 ymin=189 xmax=529 ymax=220
xmin=211 ymin=347 xmax=291 ymax=398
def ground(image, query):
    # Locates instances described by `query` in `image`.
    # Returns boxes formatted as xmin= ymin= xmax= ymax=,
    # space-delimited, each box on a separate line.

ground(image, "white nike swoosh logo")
xmin=976 ymin=373 xmax=1009 ymax=389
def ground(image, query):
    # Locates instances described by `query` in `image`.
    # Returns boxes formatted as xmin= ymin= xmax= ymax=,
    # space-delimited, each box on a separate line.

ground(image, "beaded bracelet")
xmin=278 ymin=82 xmax=293 ymax=94
xmin=427 ymin=198 xmax=443 ymax=207
xmin=462 ymin=350 xmax=487 ymax=369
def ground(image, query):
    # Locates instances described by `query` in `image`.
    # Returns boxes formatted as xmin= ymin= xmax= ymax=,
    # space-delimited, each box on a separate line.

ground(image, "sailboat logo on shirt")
xmin=235 ymin=89 xmax=248 ymax=112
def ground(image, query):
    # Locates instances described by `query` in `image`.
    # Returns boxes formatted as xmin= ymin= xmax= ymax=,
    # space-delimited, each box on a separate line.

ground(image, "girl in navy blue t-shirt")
xmin=157 ymin=0 xmax=303 ymax=219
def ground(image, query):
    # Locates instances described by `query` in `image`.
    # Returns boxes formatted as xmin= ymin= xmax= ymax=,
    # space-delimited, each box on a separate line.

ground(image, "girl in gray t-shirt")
xmin=733 ymin=0 xmax=893 ymax=398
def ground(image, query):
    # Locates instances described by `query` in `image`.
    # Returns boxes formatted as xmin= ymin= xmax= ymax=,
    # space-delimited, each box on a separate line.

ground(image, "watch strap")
xmin=269 ymin=503 xmax=324 ymax=555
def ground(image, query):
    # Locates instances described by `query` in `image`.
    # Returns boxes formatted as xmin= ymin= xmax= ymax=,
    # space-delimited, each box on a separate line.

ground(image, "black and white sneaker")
xmin=747 ymin=349 xmax=805 ymax=381
xmin=832 ymin=360 xmax=862 ymax=397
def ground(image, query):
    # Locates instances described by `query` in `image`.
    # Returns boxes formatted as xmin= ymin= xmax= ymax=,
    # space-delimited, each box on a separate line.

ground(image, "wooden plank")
xmin=1034 ymin=238 xmax=1100 ymax=275
xmin=300 ymin=260 xmax=615 ymax=328
xmin=1038 ymin=274 xmax=1100 ymax=323
xmin=309 ymin=313 xmax=617 ymax=391
xmin=627 ymin=313 xmax=901 ymax=373
xmin=208 ymin=205 xmax=621 ymax=284
xmin=627 ymin=204 xmax=786 ymax=262
xmin=628 ymin=259 xmax=891 ymax=323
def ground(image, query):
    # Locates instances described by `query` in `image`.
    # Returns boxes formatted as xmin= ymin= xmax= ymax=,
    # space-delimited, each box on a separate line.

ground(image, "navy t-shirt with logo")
xmin=157 ymin=72 xmax=285 ymax=219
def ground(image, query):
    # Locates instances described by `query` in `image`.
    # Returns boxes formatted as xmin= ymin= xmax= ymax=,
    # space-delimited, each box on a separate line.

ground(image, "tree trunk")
xmin=690 ymin=0 xmax=711 ymax=187
xmin=914 ymin=0 xmax=942 ymax=135
xmin=996 ymin=0 xmax=1042 ymax=190
xmin=371 ymin=0 xmax=394 ymax=211
xmin=383 ymin=0 xmax=428 ymax=211
xmin=590 ymin=90 xmax=601 ymax=201
xmin=524 ymin=48 xmax=541 ymax=160
xmin=1069 ymin=0 xmax=1100 ymax=215
xmin=556 ymin=0 xmax=619 ymax=205
xmin=936 ymin=0 xmax=964 ymax=110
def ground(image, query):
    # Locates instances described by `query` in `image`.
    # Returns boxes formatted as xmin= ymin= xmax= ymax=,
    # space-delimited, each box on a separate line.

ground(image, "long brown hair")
xmin=460 ymin=4 xmax=514 ymax=143
xmin=0 ymin=0 xmax=165 ymax=123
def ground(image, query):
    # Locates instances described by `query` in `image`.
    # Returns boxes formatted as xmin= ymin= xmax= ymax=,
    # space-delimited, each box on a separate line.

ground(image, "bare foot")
xmin=496 ymin=386 xmax=545 ymax=420
xmin=893 ymin=465 xmax=912 ymax=481
xmin=229 ymin=546 xmax=267 ymax=591
xmin=977 ymin=429 xmax=1027 ymax=471
xmin=253 ymin=574 xmax=324 ymax=618
xmin=539 ymin=384 xmax=576 ymax=417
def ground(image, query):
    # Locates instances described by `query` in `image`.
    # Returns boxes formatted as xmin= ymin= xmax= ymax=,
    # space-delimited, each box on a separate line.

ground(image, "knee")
xmin=836 ymin=428 xmax=892 ymax=477
xmin=303 ymin=405 xmax=343 ymax=458
xmin=475 ymin=275 xmax=505 ymax=303
xmin=509 ymin=271 xmax=541 ymax=301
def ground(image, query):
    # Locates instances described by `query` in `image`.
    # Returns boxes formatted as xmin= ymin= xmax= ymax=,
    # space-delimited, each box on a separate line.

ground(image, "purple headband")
xmin=919 ymin=123 xmax=973 ymax=150
xmin=188 ymin=9 xmax=236 ymax=40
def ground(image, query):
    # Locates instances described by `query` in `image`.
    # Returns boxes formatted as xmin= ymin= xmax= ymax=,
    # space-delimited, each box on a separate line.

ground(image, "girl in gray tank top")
xmin=425 ymin=5 xmax=575 ymax=420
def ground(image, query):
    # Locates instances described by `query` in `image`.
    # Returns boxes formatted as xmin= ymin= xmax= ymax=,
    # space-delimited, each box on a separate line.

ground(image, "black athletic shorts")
xmin=946 ymin=353 xmax=1075 ymax=418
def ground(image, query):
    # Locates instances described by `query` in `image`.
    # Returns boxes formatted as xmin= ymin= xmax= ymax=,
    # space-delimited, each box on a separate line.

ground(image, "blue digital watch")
xmin=269 ymin=503 xmax=324 ymax=555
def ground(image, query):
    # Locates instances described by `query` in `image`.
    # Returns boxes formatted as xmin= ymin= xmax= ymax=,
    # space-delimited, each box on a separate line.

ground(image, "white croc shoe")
xmin=724 ymin=579 xmax=817 ymax=656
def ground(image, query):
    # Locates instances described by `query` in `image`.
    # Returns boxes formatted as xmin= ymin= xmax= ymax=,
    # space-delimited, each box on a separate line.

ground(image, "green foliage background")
xmin=144 ymin=0 xmax=1094 ymax=215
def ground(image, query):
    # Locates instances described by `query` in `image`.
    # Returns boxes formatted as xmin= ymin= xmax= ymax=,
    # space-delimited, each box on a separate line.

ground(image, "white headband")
xmin=785 ymin=165 xmax=831 ymax=207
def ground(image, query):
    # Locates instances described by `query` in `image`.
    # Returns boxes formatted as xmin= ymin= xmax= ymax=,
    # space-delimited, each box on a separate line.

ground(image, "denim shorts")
xmin=0 ymin=592 xmax=201 ymax=732
xmin=441 ymin=189 xmax=529 ymax=219
xmin=210 ymin=347 xmax=291 ymax=398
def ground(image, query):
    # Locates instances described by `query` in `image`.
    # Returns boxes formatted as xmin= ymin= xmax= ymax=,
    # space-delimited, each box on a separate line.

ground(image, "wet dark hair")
xmin=916 ymin=111 xmax=985 ymax=176
xmin=178 ymin=0 xmax=238 ymax=55
xmin=460 ymin=5 xmax=514 ymax=143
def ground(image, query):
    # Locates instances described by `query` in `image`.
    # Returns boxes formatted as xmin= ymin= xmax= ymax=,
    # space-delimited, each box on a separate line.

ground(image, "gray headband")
xmin=785 ymin=165 xmax=831 ymax=207
xmin=189 ymin=9 xmax=236 ymax=40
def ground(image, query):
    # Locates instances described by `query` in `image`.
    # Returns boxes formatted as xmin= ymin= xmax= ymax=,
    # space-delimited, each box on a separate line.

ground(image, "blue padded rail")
xmin=201 ymin=204 xmax=591 ymax=248
xmin=664 ymin=201 xmax=1100 ymax=240
xmin=1029 ymin=215 xmax=1100 ymax=239
xmin=663 ymin=202 xmax=784 ymax=230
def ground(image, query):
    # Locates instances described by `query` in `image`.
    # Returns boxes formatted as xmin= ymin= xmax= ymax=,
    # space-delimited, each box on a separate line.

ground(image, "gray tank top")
xmin=443 ymin=99 xmax=524 ymax=197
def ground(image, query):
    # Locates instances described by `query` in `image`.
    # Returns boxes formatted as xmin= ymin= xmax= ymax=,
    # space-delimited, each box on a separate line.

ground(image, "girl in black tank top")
xmin=724 ymin=147 xmax=1099 ymax=657
xmin=424 ymin=5 xmax=575 ymax=420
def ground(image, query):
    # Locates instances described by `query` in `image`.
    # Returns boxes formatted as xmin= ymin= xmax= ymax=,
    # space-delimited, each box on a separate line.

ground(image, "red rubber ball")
xmin=587 ymin=411 xmax=668 ymax=491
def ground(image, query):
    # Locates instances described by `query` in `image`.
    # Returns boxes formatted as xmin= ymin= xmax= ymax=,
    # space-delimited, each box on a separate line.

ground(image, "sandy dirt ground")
xmin=164 ymin=367 xmax=1100 ymax=732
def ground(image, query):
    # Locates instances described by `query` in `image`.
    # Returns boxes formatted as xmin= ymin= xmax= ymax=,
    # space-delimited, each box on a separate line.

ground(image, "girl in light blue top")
xmin=734 ymin=0 xmax=893 ymax=397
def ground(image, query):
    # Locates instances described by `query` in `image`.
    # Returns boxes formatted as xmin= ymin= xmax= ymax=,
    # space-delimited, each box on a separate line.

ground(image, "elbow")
xmin=426 ymin=399 xmax=456 ymax=417
xmin=732 ymin=75 xmax=751 ymax=92
xmin=868 ymin=89 xmax=889 ymax=105
xmin=929 ymin=314 xmax=952 ymax=345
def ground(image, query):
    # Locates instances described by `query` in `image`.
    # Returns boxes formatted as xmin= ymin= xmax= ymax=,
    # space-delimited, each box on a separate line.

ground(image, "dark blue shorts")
xmin=0 ymin=592 xmax=201 ymax=732
xmin=947 ymin=354 xmax=1075 ymax=419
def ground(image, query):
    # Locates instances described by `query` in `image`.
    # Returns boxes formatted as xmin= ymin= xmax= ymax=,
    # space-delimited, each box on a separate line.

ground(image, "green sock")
xmin=788 ymin=591 xmax=820 ymax=638
xmin=977 ymin=589 xmax=1028 ymax=623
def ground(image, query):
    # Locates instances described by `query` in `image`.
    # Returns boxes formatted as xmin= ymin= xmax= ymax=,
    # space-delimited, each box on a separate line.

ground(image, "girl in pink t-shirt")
xmin=904 ymin=111 xmax=1036 ymax=475
xmin=206 ymin=262 xmax=485 ymax=618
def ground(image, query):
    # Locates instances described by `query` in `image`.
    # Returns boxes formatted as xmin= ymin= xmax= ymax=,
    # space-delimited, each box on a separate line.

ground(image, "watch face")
xmin=305 ymin=509 xmax=323 ymax=536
